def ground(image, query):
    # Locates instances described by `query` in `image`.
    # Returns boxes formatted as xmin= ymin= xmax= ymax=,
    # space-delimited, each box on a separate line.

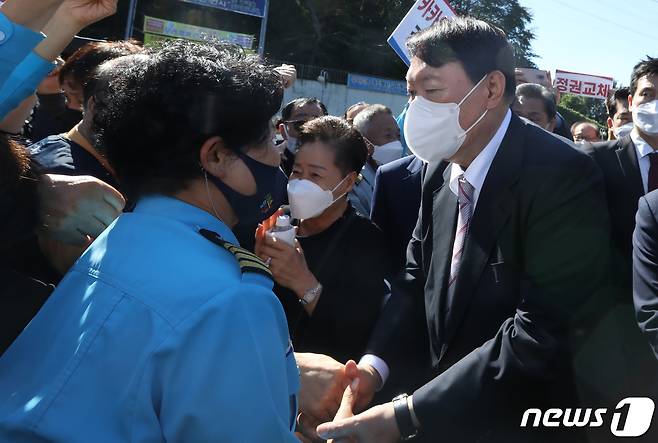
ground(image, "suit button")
xmin=0 ymin=30 xmax=6 ymax=42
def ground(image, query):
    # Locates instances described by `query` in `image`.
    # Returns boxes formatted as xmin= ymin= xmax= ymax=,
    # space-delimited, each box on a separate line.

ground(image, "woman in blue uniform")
xmin=0 ymin=41 xmax=298 ymax=442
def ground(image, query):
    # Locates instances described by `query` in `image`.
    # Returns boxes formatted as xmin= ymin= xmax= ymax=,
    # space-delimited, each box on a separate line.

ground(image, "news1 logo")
xmin=520 ymin=397 xmax=655 ymax=437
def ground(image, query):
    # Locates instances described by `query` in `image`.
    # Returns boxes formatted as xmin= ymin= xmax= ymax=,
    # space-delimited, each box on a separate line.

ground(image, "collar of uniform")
xmin=631 ymin=127 xmax=657 ymax=159
xmin=65 ymin=123 xmax=117 ymax=177
xmin=133 ymin=195 xmax=239 ymax=245
xmin=449 ymin=109 xmax=512 ymax=208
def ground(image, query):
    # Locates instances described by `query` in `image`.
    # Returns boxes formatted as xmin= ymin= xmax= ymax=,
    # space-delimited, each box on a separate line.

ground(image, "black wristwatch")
xmin=392 ymin=394 xmax=419 ymax=440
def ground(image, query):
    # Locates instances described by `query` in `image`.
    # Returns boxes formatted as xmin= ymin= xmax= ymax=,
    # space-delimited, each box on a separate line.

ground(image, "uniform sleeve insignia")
xmin=199 ymin=228 xmax=273 ymax=280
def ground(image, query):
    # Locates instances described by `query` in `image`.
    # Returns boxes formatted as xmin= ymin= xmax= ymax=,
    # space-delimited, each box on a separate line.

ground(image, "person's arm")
xmin=0 ymin=0 xmax=62 ymax=32
xmin=38 ymin=174 xmax=125 ymax=246
xmin=633 ymin=194 xmax=658 ymax=359
xmin=0 ymin=12 xmax=47 ymax=93
xmin=153 ymin=283 xmax=299 ymax=442
xmin=361 ymin=199 xmax=429 ymax=376
xmin=0 ymin=0 xmax=117 ymax=119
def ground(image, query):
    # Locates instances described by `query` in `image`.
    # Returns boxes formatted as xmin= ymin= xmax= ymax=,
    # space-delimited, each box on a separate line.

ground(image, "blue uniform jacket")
xmin=0 ymin=12 xmax=53 ymax=119
xmin=0 ymin=195 xmax=299 ymax=442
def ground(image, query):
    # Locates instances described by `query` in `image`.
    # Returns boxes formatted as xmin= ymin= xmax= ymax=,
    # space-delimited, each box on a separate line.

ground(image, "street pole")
xmin=124 ymin=0 xmax=139 ymax=40
xmin=257 ymin=0 xmax=270 ymax=57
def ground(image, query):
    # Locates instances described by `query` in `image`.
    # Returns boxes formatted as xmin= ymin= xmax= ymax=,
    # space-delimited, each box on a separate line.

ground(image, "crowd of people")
xmin=2 ymin=0 xmax=658 ymax=442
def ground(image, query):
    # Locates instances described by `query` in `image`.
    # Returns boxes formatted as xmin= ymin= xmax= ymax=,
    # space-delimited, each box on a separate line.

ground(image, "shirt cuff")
xmin=358 ymin=354 xmax=390 ymax=390
xmin=0 ymin=51 xmax=53 ymax=120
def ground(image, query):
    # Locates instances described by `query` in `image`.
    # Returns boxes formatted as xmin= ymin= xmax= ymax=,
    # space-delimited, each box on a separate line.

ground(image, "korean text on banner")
xmin=555 ymin=69 xmax=614 ymax=101
xmin=387 ymin=0 xmax=456 ymax=66
xmin=143 ymin=15 xmax=255 ymax=49
xmin=179 ymin=0 xmax=266 ymax=18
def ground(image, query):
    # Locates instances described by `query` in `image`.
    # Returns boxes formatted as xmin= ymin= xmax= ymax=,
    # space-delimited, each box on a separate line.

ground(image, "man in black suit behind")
xmin=370 ymin=154 xmax=424 ymax=273
xmin=582 ymin=58 xmax=658 ymax=403
xmin=634 ymin=189 xmax=658 ymax=360
xmin=318 ymin=18 xmax=615 ymax=443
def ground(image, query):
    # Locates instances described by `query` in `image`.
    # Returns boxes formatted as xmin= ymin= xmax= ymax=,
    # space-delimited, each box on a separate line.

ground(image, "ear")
xmin=342 ymin=171 xmax=359 ymax=194
xmin=199 ymin=136 xmax=230 ymax=177
xmin=547 ymin=117 xmax=557 ymax=133
xmin=278 ymin=122 xmax=288 ymax=139
xmin=85 ymin=96 xmax=95 ymax=115
xmin=607 ymin=117 xmax=613 ymax=129
xmin=485 ymin=71 xmax=507 ymax=109
xmin=628 ymin=92 xmax=633 ymax=109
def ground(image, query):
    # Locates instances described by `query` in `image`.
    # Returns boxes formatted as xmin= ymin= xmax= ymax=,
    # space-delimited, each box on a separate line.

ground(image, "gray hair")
xmin=352 ymin=104 xmax=393 ymax=135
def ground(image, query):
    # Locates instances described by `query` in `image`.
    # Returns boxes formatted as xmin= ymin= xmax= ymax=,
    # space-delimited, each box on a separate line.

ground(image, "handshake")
xmin=295 ymin=353 xmax=399 ymax=443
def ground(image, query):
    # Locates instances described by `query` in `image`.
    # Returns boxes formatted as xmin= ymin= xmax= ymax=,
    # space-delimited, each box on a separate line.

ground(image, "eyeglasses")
xmin=284 ymin=120 xmax=309 ymax=132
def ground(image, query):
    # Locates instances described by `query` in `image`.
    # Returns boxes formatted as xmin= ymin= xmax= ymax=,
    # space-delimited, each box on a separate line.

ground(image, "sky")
xmin=519 ymin=0 xmax=658 ymax=86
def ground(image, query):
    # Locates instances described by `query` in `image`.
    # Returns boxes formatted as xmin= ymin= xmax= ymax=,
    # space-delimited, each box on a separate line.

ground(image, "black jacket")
xmin=633 ymin=189 xmax=658 ymax=360
xmin=370 ymin=155 xmax=424 ymax=274
xmin=367 ymin=114 xmax=614 ymax=442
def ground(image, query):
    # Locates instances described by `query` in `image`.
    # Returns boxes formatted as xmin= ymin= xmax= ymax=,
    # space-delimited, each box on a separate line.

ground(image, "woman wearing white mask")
xmin=255 ymin=116 xmax=393 ymax=364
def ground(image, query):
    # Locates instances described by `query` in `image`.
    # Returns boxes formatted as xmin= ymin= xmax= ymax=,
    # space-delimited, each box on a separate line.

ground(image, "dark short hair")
xmin=630 ymin=57 xmax=658 ymax=96
xmin=298 ymin=116 xmax=368 ymax=175
xmin=281 ymin=97 xmax=328 ymax=121
xmin=60 ymin=40 xmax=143 ymax=101
xmin=606 ymin=87 xmax=630 ymax=118
xmin=93 ymin=40 xmax=284 ymax=200
xmin=515 ymin=83 xmax=556 ymax=120
xmin=407 ymin=17 xmax=516 ymax=101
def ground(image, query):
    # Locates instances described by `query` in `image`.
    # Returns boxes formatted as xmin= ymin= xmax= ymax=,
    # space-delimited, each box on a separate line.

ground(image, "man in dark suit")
xmin=634 ymin=189 xmax=658 ymax=360
xmin=370 ymin=154 xmax=424 ymax=272
xmin=317 ymin=18 xmax=614 ymax=443
xmin=582 ymin=57 xmax=658 ymax=401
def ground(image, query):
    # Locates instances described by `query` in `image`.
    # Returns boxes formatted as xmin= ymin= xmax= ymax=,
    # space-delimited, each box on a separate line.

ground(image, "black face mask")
xmin=207 ymin=150 xmax=287 ymax=228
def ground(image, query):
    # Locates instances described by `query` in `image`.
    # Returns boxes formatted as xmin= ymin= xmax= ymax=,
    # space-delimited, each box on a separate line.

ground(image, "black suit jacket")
xmin=583 ymin=135 xmax=644 ymax=290
xmin=634 ymin=190 xmax=658 ymax=360
xmin=370 ymin=155 xmax=424 ymax=272
xmin=583 ymin=136 xmax=658 ymax=402
xmin=368 ymin=114 xmax=612 ymax=441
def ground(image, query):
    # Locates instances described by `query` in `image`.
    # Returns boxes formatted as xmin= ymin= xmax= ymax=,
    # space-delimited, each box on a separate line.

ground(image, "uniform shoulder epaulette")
xmin=199 ymin=228 xmax=272 ymax=280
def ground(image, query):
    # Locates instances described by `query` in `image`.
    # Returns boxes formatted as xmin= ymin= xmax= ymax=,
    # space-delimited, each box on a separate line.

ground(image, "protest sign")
xmin=387 ymin=0 xmax=456 ymax=65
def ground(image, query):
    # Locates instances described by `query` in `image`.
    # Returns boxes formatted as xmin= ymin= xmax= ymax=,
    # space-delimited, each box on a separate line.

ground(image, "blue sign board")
xmin=180 ymin=0 xmax=266 ymax=18
xmin=347 ymin=73 xmax=407 ymax=96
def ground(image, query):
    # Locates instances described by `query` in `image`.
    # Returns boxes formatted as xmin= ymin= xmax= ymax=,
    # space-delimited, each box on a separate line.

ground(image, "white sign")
xmin=554 ymin=69 xmax=614 ymax=101
xmin=387 ymin=0 xmax=456 ymax=66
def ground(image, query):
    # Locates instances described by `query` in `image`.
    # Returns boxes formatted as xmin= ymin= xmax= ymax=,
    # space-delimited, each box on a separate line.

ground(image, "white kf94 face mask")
xmin=287 ymin=176 xmax=349 ymax=220
xmin=404 ymin=75 xmax=489 ymax=164
xmin=633 ymin=100 xmax=658 ymax=135
xmin=372 ymin=140 xmax=404 ymax=165
xmin=613 ymin=122 xmax=634 ymax=139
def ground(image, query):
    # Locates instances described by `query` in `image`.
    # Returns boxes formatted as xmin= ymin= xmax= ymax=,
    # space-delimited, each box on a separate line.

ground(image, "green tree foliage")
xmin=266 ymin=0 xmax=536 ymax=79
xmin=449 ymin=0 xmax=536 ymax=68
xmin=559 ymin=94 xmax=607 ymax=126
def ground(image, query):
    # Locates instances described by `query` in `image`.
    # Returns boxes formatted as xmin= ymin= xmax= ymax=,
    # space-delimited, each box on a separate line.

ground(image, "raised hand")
xmin=59 ymin=0 xmax=118 ymax=28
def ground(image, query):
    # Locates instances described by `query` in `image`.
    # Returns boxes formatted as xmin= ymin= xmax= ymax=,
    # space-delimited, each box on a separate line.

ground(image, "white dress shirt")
xmin=359 ymin=109 xmax=512 ymax=387
xmin=631 ymin=128 xmax=657 ymax=193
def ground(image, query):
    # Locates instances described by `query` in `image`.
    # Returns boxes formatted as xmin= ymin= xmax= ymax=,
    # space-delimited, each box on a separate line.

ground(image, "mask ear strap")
xmin=458 ymin=74 xmax=489 ymax=107
xmin=463 ymin=109 xmax=489 ymax=136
